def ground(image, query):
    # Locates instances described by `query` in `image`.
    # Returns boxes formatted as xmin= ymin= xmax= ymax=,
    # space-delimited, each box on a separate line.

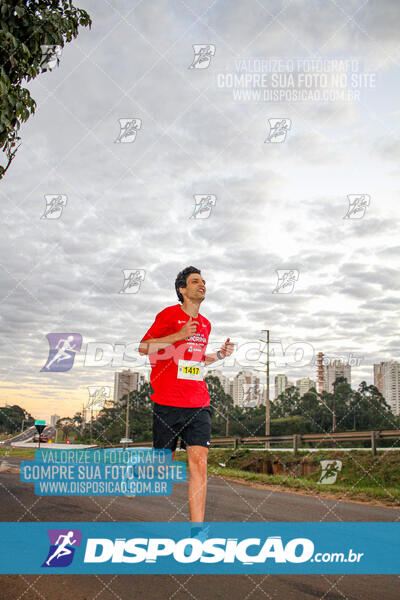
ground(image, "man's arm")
xmin=204 ymin=338 xmax=234 ymax=365
xmin=204 ymin=352 xmax=219 ymax=365
xmin=138 ymin=332 xmax=180 ymax=356
xmin=139 ymin=317 xmax=199 ymax=356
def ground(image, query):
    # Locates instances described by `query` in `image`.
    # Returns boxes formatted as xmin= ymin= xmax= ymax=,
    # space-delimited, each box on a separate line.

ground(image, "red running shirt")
xmin=140 ymin=304 xmax=211 ymax=407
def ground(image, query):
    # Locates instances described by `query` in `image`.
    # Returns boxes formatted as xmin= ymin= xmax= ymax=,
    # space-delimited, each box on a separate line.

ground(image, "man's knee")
xmin=187 ymin=446 xmax=208 ymax=473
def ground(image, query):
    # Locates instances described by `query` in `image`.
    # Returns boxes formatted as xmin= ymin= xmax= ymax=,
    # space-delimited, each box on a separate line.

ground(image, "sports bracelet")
xmin=216 ymin=350 xmax=224 ymax=360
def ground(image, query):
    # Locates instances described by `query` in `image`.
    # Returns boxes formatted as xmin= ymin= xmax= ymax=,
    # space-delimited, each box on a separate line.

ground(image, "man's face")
xmin=180 ymin=273 xmax=206 ymax=302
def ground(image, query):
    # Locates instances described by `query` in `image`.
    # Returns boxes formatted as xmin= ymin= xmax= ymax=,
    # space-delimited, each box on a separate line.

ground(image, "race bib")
xmin=177 ymin=359 xmax=205 ymax=381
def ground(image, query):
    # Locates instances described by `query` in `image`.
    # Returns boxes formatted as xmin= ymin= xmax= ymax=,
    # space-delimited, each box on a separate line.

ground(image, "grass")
xmin=0 ymin=448 xmax=35 ymax=458
xmin=2 ymin=447 xmax=399 ymax=505
xmin=179 ymin=448 xmax=400 ymax=505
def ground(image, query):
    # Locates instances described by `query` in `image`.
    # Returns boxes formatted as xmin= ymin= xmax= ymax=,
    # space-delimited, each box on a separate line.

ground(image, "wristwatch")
xmin=216 ymin=351 xmax=224 ymax=360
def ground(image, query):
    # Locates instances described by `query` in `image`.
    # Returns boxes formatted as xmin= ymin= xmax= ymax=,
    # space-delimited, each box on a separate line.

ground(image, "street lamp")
xmin=255 ymin=329 xmax=270 ymax=447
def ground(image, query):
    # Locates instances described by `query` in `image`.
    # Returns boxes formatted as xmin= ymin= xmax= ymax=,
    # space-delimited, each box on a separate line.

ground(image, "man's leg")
xmin=186 ymin=445 xmax=208 ymax=522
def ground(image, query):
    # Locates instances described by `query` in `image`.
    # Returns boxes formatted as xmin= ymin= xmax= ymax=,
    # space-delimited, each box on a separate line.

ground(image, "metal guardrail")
xmin=98 ymin=429 xmax=400 ymax=456
xmin=210 ymin=429 xmax=400 ymax=455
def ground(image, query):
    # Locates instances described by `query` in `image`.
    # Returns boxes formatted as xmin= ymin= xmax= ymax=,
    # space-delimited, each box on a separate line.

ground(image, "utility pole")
xmin=332 ymin=380 xmax=337 ymax=433
xmin=332 ymin=395 xmax=337 ymax=433
xmin=125 ymin=391 xmax=130 ymax=441
xmin=122 ymin=378 xmax=131 ymax=442
xmin=261 ymin=329 xmax=270 ymax=448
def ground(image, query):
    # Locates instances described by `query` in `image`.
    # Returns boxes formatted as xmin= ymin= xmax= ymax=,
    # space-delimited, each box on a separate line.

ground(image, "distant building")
xmin=324 ymin=360 xmax=351 ymax=392
xmin=113 ymin=370 xmax=147 ymax=404
xmin=208 ymin=369 xmax=232 ymax=396
xmin=274 ymin=374 xmax=288 ymax=399
xmin=50 ymin=414 xmax=60 ymax=426
xmin=296 ymin=378 xmax=315 ymax=397
xmin=316 ymin=354 xmax=351 ymax=393
xmin=233 ymin=371 xmax=265 ymax=408
xmin=374 ymin=361 xmax=400 ymax=415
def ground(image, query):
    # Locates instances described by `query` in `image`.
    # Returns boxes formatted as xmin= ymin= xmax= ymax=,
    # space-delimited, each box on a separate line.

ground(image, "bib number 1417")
xmin=177 ymin=360 xmax=204 ymax=381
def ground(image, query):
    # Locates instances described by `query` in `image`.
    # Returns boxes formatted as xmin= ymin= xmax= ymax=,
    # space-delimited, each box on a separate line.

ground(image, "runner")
xmin=139 ymin=266 xmax=234 ymax=540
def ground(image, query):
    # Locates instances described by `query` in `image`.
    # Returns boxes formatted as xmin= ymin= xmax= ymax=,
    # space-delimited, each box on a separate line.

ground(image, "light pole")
xmin=122 ymin=380 xmax=131 ymax=442
xmin=332 ymin=394 xmax=337 ymax=433
xmin=260 ymin=329 xmax=270 ymax=447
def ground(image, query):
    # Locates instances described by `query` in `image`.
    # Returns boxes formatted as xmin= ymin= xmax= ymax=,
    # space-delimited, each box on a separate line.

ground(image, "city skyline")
xmin=9 ymin=353 xmax=398 ymax=423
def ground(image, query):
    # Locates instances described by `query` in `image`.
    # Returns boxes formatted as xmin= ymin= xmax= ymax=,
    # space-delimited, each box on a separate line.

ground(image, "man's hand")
xmin=219 ymin=338 xmax=234 ymax=358
xmin=175 ymin=316 xmax=199 ymax=342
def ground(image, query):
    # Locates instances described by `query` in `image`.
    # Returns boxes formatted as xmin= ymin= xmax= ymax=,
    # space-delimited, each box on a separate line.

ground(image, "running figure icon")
xmin=44 ymin=335 xmax=77 ymax=370
xmin=45 ymin=531 xmax=77 ymax=566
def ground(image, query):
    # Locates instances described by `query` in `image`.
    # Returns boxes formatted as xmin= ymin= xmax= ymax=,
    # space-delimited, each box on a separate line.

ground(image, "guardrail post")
xmin=371 ymin=431 xmax=377 ymax=456
xmin=293 ymin=434 xmax=299 ymax=456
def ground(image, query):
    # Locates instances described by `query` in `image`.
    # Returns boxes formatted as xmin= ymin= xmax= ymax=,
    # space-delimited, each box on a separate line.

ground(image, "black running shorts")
xmin=152 ymin=402 xmax=212 ymax=451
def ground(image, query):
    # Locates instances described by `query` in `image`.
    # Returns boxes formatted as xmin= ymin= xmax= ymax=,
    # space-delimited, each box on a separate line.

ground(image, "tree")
xmin=205 ymin=375 xmax=233 ymax=436
xmin=0 ymin=0 xmax=92 ymax=178
xmin=84 ymin=383 xmax=154 ymax=445
xmin=349 ymin=381 xmax=395 ymax=431
xmin=271 ymin=386 xmax=300 ymax=418
xmin=0 ymin=404 xmax=34 ymax=433
xmin=56 ymin=417 xmax=76 ymax=441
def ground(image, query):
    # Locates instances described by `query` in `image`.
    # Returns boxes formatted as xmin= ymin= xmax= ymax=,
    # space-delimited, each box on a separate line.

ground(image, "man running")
xmin=139 ymin=266 xmax=233 ymax=537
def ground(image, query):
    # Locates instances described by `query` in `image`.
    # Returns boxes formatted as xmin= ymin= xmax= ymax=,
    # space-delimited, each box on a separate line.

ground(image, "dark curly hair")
xmin=175 ymin=266 xmax=201 ymax=303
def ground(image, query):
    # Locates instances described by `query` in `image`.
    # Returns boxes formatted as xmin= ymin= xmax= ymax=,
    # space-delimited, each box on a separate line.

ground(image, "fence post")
xmin=234 ymin=437 xmax=240 ymax=450
xmin=293 ymin=434 xmax=299 ymax=457
xmin=371 ymin=431 xmax=377 ymax=456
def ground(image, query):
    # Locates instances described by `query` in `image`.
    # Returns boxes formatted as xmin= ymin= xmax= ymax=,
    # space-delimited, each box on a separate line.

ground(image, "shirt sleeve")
xmin=141 ymin=310 xmax=170 ymax=342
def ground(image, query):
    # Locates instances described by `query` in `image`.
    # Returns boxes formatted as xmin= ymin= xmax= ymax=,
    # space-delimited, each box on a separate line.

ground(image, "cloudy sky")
xmin=0 ymin=0 xmax=399 ymax=421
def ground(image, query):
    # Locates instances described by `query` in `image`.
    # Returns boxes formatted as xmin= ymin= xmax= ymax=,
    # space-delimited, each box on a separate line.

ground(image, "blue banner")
xmin=19 ymin=449 xmax=186 ymax=496
xmin=0 ymin=522 xmax=398 ymax=574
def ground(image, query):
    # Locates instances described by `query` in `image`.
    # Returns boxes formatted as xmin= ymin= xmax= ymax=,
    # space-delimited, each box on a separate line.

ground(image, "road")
xmin=1 ymin=425 xmax=55 ymax=446
xmin=0 ymin=457 xmax=399 ymax=600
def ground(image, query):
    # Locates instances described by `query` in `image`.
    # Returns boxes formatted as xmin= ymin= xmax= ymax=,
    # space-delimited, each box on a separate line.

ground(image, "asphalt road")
xmin=0 ymin=458 xmax=399 ymax=600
